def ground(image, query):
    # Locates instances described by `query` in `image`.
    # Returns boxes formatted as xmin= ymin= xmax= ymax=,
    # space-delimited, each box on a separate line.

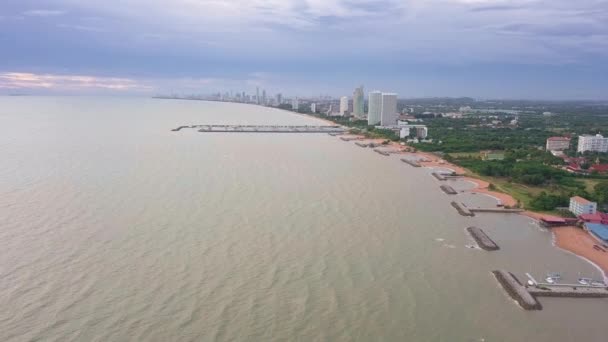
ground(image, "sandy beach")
xmin=408 ymin=148 xmax=608 ymax=276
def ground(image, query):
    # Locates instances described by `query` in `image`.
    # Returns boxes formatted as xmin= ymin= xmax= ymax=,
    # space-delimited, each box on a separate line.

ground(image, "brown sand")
xmin=553 ymin=227 xmax=608 ymax=277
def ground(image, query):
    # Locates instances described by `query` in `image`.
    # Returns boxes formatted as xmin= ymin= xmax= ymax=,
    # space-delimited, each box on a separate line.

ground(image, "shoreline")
xmin=335 ymin=133 xmax=608 ymax=277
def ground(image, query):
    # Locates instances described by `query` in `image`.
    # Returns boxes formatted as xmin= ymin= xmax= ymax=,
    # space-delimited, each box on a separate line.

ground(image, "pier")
xmin=173 ymin=125 xmax=346 ymax=133
xmin=467 ymin=227 xmax=499 ymax=251
xmin=469 ymin=208 xmax=524 ymax=214
xmin=494 ymin=271 xmax=608 ymax=311
xmin=440 ymin=185 xmax=458 ymax=195
xmin=401 ymin=158 xmax=421 ymax=167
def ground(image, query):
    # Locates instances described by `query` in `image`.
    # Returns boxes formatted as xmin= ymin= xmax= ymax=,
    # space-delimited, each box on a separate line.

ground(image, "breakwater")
xmin=440 ymin=185 xmax=458 ymax=195
xmin=401 ymin=158 xmax=421 ymax=167
xmin=451 ymin=201 xmax=474 ymax=217
xmin=492 ymin=271 xmax=542 ymax=310
xmin=374 ymin=149 xmax=390 ymax=156
xmin=432 ymin=172 xmax=446 ymax=181
xmin=467 ymin=227 xmax=499 ymax=251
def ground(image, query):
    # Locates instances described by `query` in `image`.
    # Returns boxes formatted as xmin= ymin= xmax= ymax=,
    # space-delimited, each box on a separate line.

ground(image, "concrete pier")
xmin=451 ymin=201 xmax=474 ymax=217
xmin=401 ymin=158 xmax=421 ymax=167
xmin=440 ymin=185 xmax=458 ymax=195
xmin=470 ymin=208 xmax=524 ymax=214
xmin=493 ymin=271 xmax=542 ymax=310
xmin=355 ymin=142 xmax=369 ymax=148
xmin=173 ymin=125 xmax=346 ymax=133
xmin=467 ymin=227 xmax=499 ymax=251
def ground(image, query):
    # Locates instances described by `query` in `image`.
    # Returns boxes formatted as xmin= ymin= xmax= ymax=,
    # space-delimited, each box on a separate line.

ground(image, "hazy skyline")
xmin=1 ymin=0 xmax=607 ymax=99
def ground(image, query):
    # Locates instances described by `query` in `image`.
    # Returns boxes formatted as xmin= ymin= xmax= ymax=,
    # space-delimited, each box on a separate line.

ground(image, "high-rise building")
xmin=292 ymin=98 xmax=299 ymax=111
xmin=262 ymin=89 xmax=267 ymax=105
xmin=310 ymin=103 xmax=316 ymax=113
xmin=340 ymin=96 xmax=349 ymax=116
xmin=380 ymin=93 xmax=398 ymax=126
xmin=256 ymin=87 xmax=260 ymax=104
xmin=276 ymin=93 xmax=282 ymax=105
xmin=368 ymin=91 xmax=382 ymax=125
xmin=577 ymin=134 xmax=608 ymax=153
xmin=353 ymin=86 xmax=365 ymax=119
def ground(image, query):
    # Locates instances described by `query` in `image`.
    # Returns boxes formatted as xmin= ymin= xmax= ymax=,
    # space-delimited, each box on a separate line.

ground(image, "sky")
xmin=1 ymin=0 xmax=607 ymax=99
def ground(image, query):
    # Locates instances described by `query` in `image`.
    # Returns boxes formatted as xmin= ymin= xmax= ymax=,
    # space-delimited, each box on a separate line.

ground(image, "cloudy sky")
xmin=1 ymin=0 xmax=607 ymax=99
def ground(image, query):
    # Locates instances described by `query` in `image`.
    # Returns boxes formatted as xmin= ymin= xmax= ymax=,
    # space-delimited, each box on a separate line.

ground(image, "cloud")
xmin=23 ymin=10 xmax=66 ymax=17
xmin=0 ymin=72 xmax=152 ymax=92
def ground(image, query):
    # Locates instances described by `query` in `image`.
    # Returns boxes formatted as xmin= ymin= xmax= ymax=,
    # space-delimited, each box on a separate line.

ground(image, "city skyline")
xmin=1 ymin=1 xmax=607 ymax=99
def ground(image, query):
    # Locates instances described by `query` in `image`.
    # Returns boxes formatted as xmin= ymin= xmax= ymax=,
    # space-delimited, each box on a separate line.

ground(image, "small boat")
xmin=591 ymin=281 xmax=606 ymax=287
xmin=527 ymin=280 xmax=535 ymax=286
xmin=546 ymin=272 xmax=561 ymax=283
xmin=578 ymin=277 xmax=592 ymax=285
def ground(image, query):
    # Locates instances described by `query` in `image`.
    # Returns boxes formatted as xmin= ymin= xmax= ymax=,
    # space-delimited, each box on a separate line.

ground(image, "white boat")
xmin=545 ymin=272 xmax=562 ymax=284
xmin=578 ymin=277 xmax=592 ymax=285
xmin=545 ymin=277 xmax=556 ymax=284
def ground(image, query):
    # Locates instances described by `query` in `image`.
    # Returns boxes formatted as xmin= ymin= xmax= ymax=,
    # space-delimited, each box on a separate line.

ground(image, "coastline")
xmin=332 ymin=131 xmax=608 ymax=276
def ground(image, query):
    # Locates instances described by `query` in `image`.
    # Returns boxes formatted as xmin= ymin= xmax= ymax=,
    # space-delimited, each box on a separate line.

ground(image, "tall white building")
xmin=380 ymin=93 xmax=398 ymax=126
xmin=340 ymin=96 xmax=349 ymax=116
xmin=368 ymin=91 xmax=382 ymax=125
xmin=353 ymin=86 xmax=365 ymax=119
xmin=569 ymin=196 xmax=597 ymax=216
xmin=292 ymin=98 xmax=299 ymax=111
xmin=578 ymin=134 xmax=608 ymax=153
xmin=310 ymin=103 xmax=316 ymax=113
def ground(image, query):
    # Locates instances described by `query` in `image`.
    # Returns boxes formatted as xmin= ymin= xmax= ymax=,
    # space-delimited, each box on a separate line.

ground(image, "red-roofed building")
xmin=546 ymin=137 xmax=571 ymax=151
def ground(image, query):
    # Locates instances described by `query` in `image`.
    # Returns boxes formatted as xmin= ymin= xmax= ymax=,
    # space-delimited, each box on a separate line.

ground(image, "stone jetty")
xmin=374 ymin=149 xmax=390 ymax=156
xmin=451 ymin=201 xmax=474 ymax=217
xmin=401 ymin=158 xmax=421 ymax=167
xmin=467 ymin=227 xmax=499 ymax=251
xmin=492 ymin=271 xmax=542 ymax=310
xmin=440 ymin=185 xmax=458 ymax=195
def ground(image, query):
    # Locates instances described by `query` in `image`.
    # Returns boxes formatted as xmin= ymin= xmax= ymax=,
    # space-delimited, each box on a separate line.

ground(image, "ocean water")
xmin=1 ymin=97 xmax=606 ymax=341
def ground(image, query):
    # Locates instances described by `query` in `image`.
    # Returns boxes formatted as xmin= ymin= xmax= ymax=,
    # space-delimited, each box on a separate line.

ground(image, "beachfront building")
xmin=577 ymin=134 xmax=608 ymax=153
xmin=292 ymin=98 xmax=299 ymax=111
xmin=368 ymin=91 xmax=382 ymax=125
xmin=546 ymin=137 xmax=570 ymax=151
xmin=310 ymin=103 xmax=316 ymax=113
xmin=380 ymin=93 xmax=398 ymax=126
xmin=339 ymin=96 xmax=349 ymax=116
xmin=569 ymin=196 xmax=597 ymax=216
xmin=352 ymin=86 xmax=365 ymax=119
xmin=416 ymin=127 xmax=428 ymax=139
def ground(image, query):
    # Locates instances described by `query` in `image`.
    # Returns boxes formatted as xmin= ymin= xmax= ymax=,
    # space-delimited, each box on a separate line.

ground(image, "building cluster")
xmin=569 ymin=196 xmax=608 ymax=245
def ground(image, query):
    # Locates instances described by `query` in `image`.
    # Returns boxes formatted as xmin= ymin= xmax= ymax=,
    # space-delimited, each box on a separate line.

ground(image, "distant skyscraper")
xmin=262 ymin=89 xmax=266 ymax=105
xmin=339 ymin=96 xmax=349 ymax=116
xmin=256 ymin=87 xmax=260 ymax=104
xmin=368 ymin=91 xmax=382 ymax=125
xmin=276 ymin=93 xmax=282 ymax=105
xmin=380 ymin=93 xmax=398 ymax=126
xmin=292 ymin=98 xmax=299 ymax=111
xmin=310 ymin=103 xmax=316 ymax=113
xmin=353 ymin=86 xmax=365 ymax=119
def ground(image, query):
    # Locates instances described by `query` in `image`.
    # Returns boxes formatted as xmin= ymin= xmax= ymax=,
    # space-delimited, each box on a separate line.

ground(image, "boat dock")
xmin=467 ymin=227 xmax=499 ymax=251
xmin=374 ymin=149 xmax=391 ymax=156
xmin=494 ymin=271 xmax=608 ymax=310
xmin=172 ymin=125 xmax=346 ymax=133
xmin=470 ymin=208 xmax=524 ymax=214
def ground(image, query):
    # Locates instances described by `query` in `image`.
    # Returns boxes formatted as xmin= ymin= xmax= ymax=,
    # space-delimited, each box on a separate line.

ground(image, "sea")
xmin=1 ymin=96 xmax=606 ymax=341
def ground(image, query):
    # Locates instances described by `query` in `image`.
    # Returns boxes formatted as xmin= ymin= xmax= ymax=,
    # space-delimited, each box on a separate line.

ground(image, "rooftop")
xmin=547 ymin=137 xmax=570 ymax=141
xmin=586 ymin=223 xmax=608 ymax=242
xmin=571 ymin=196 xmax=595 ymax=205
